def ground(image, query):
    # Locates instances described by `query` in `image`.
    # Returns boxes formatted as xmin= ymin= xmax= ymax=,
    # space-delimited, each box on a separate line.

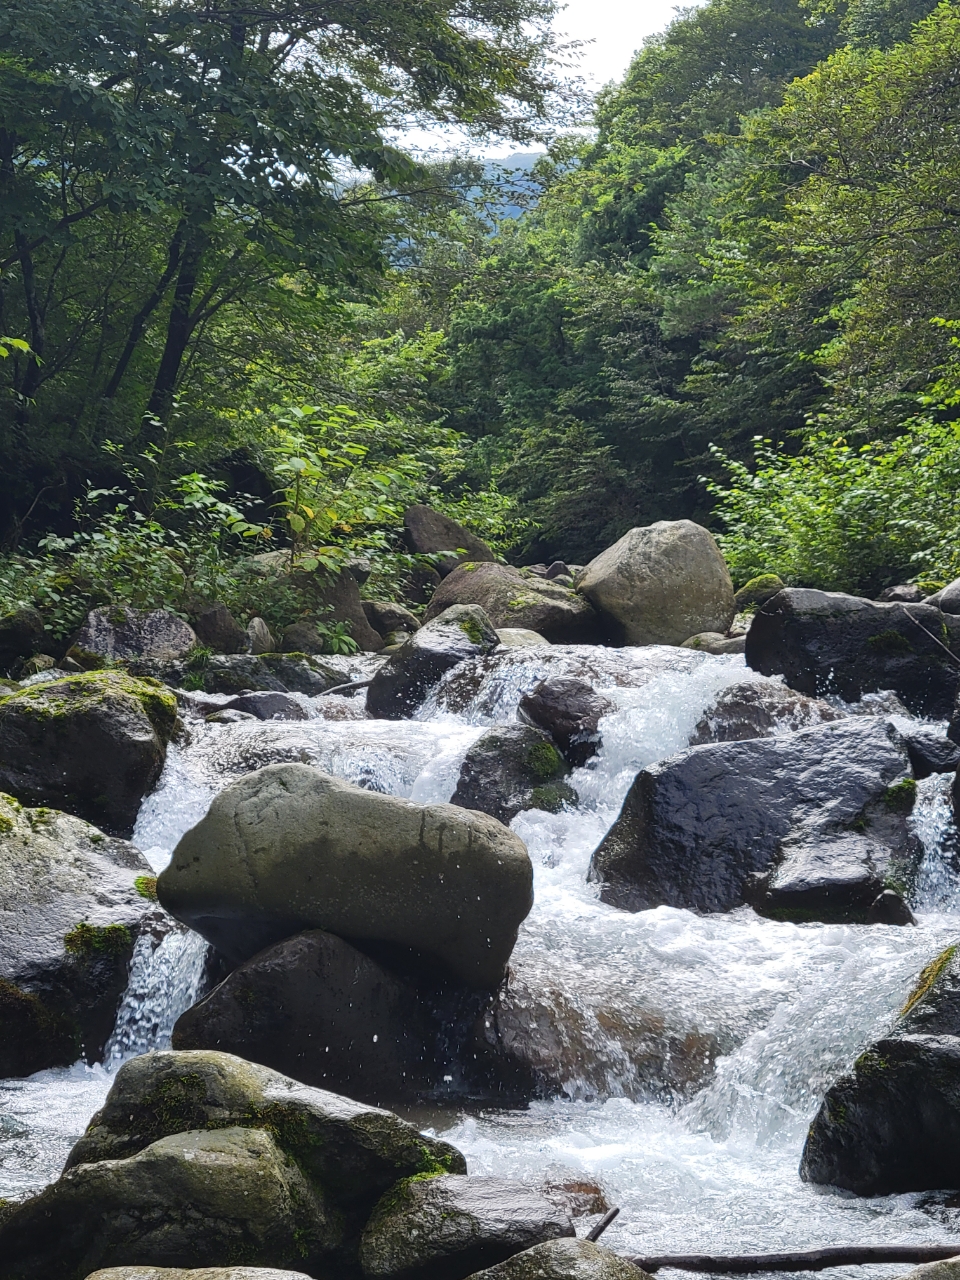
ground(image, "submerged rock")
xmin=424 ymin=564 xmax=601 ymax=645
xmin=576 ymin=521 xmax=735 ymax=647
xmin=745 ymin=588 xmax=960 ymax=718
xmin=465 ymin=1239 xmax=651 ymax=1280
xmin=589 ymin=718 xmax=920 ymax=922
xmin=518 ymin=677 xmax=613 ymax=768
xmin=359 ymin=1175 xmax=575 ymax=1280
xmin=367 ymin=605 xmax=500 ymax=719
xmin=801 ymin=943 xmax=960 ymax=1194
xmin=172 ymin=929 xmax=445 ymax=1106
xmin=2 ymin=1126 xmax=336 ymax=1280
xmin=0 ymin=794 xmax=154 ymax=1076
xmin=689 ymin=679 xmax=843 ymax=745
xmin=0 ymin=671 xmax=177 ymax=836
xmin=68 ymin=606 xmax=197 ymax=667
xmin=219 ymin=692 xmax=308 ymax=721
xmin=157 ymin=763 xmax=533 ymax=988
xmin=404 ymin=504 xmax=496 ymax=576
xmin=451 ymin=726 xmax=576 ymax=824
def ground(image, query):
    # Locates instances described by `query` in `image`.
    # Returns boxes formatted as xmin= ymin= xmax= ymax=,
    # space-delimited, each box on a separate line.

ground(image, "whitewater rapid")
xmin=2 ymin=643 xmax=960 ymax=1275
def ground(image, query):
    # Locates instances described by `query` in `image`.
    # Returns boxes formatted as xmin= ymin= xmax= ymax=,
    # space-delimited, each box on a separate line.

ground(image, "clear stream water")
xmin=2 ymin=644 xmax=960 ymax=1278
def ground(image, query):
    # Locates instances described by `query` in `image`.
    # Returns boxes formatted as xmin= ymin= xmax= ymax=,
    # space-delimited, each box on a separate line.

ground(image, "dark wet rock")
xmin=345 ymin=556 xmax=372 ymax=585
xmin=518 ymin=677 xmax=613 ymax=768
xmin=0 ymin=794 xmax=154 ymax=1076
xmin=866 ymin=888 xmax=916 ymax=925
xmin=0 ymin=607 xmax=45 ymax=675
xmin=68 ymin=607 xmax=197 ymax=668
xmin=0 ymin=671 xmax=177 ymax=836
xmin=0 ymin=1125 xmax=338 ymax=1280
xmin=734 ymin=575 xmax=786 ymax=611
xmin=925 ymin=577 xmax=960 ymax=613
xmin=588 ymin=718 xmax=920 ymax=922
xmin=577 ymin=521 xmax=735 ymax=647
xmin=86 ymin=1268 xmax=316 ymax=1279
xmin=689 ymin=680 xmax=843 ymax=746
xmin=172 ymin=930 xmax=445 ymax=1107
xmin=465 ymin=1238 xmax=651 ymax=1280
xmin=745 ymin=588 xmax=960 ymax=718
xmin=158 ymin=763 xmax=533 ymax=988
xmin=191 ymin=603 xmax=248 ymax=654
xmin=159 ymin=653 xmax=343 ymax=696
xmin=246 ymin=617 xmax=276 ymax=655
xmin=538 ymin=1177 xmax=610 ymax=1219
xmin=404 ymin=504 xmax=496 ymax=577
xmin=424 ymin=564 xmax=601 ymax=645
xmin=280 ymin=621 xmax=331 ymax=653
xmin=367 ymin=605 xmax=500 ymax=719
xmin=680 ymin=632 xmax=745 ymax=655
xmin=801 ymin=943 xmax=960 ymax=1194
xmin=220 ymin=692 xmax=308 ymax=722
xmin=877 ymin=584 xmax=926 ymax=603
xmin=363 ymin=601 xmax=421 ymax=637
xmin=359 ymin=1174 xmax=575 ymax=1280
xmin=451 ymin=726 xmax=576 ymax=824
xmin=901 ymin=729 xmax=960 ymax=779
xmin=405 ymin=565 xmax=443 ymax=606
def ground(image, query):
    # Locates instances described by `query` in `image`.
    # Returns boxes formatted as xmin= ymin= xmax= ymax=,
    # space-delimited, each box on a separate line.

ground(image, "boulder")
xmin=925 ymin=577 xmax=960 ymax=613
xmin=424 ymin=564 xmax=601 ymax=645
xmin=518 ymin=677 xmax=613 ymax=768
xmin=172 ymin=930 xmax=445 ymax=1107
xmin=405 ymin=565 xmax=443 ymax=606
xmin=689 ymin=680 xmax=843 ymax=745
xmin=158 ymin=763 xmax=533 ymax=988
xmin=404 ymin=505 xmax=496 ymax=576
xmin=734 ymin=575 xmax=785 ymax=611
xmin=900 ymin=728 xmax=960 ymax=779
xmin=576 ymin=521 xmax=735 ymax=647
xmin=0 ymin=671 xmax=178 ymax=836
xmin=87 ymin=1269 xmax=314 ymax=1279
xmin=280 ymin=621 xmax=329 ymax=654
xmin=680 ymin=632 xmax=745 ymax=655
xmin=0 ymin=606 xmax=45 ymax=675
xmin=68 ymin=607 xmax=197 ymax=667
xmin=497 ymin=629 xmax=550 ymax=648
xmin=367 ymin=606 xmax=500 ymax=720
xmin=800 ymin=943 xmax=960 ymax=1194
xmin=363 ymin=601 xmax=421 ymax=637
xmin=451 ymin=726 xmax=576 ymax=824
xmin=219 ymin=692 xmax=308 ymax=722
xmin=164 ymin=653 xmax=343 ymax=696
xmin=0 ymin=1126 xmax=336 ymax=1280
xmin=877 ymin=584 xmax=925 ymax=603
xmin=359 ymin=1175 xmax=575 ymax=1280
xmin=881 ymin=1262 xmax=960 ymax=1280
xmin=745 ymin=588 xmax=960 ymax=718
xmin=465 ymin=1239 xmax=650 ymax=1280
xmin=588 ymin=718 xmax=921 ymax=922
xmin=246 ymin=617 xmax=276 ymax=655
xmin=192 ymin=604 xmax=248 ymax=655
xmin=0 ymin=793 xmax=154 ymax=1076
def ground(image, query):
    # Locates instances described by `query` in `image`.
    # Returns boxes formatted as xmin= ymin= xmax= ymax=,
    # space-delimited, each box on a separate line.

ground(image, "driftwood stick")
xmin=630 ymin=1245 xmax=960 ymax=1273
xmin=322 ymin=678 xmax=374 ymax=696
xmin=902 ymin=608 xmax=960 ymax=669
xmin=586 ymin=1207 xmax=620 ymax=1242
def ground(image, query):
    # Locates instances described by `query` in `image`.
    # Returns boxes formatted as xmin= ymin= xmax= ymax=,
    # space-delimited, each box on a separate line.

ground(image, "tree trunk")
xmin=14 ymin=231 xmax=44 ymax=400
xmin=144 ymin=226 xmax=207 ymax=430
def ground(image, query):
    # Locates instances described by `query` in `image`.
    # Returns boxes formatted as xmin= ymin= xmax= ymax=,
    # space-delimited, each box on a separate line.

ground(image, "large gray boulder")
xmin=924 ymin=577 xmax=960 ymax=613
xmin=359 ymin=1175 xmax=575 ymax=1280
xmin=424 ymin=564 xmax=601 ymax=645
xmin=1 ymin=1126 xmax=336 ymax=1280
xmin=801 ymin=943 xmax=960 ymax=1194
xmin=576 ymin=521 xmax=735 ymax=647
xmin=689 ymin=679 xmax=843 ymax=745
xmin=367 ymin=605 xmax=500 ymax=719
xmin=64 ymin=1049 xmax=465 ymax=1211
xmin=0 ymin=793 xmax=155 ymax=1076
xmin=451 ymin=726 xmax=576 ymax=824
xmin=518 ymin=677 xmax=613 ymax=768
xmin=172 ymin=930 xmax=445 ymax=1106
xmin=465 ymin=1239 xmax=651 ymax=1280
xmin=68 ymin=607 xmax=197 ymax=667
xmin=404 ymin=504 xmax=496 ymax=576
xmin=157 ymin=763 xmax=533 ymax=988
xmin=363 ymin=601 xmax=421 ymax=638
xmin=588 ymin=718 xmax=920 ymax=922
xmin=746 ymin=588 xmax=960 ymax=718
xmin=0 ymin=671 xmax=178 ymax=835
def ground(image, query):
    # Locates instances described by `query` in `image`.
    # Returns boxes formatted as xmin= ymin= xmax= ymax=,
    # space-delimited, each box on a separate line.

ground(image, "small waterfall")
xmin=912 ymin=773 xmax=960 ymax=913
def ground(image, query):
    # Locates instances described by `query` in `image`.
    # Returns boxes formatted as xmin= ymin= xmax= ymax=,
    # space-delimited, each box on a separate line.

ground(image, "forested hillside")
xmin=3 ymin=0 xmax=960 ymax=642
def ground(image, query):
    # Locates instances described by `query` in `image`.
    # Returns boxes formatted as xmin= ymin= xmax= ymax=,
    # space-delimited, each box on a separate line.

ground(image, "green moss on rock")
xmin=63 ymin=921 xmax=132 ymax=957
xmin=901 ymin=943 xmax=957 ymax=1017
xmin=866 ymin=629 xmax=913 ymax=655
xmin=0 ymin=670 xmax=177 ymax=743
xmin=883 ymin=778 xmax=917 ymax=813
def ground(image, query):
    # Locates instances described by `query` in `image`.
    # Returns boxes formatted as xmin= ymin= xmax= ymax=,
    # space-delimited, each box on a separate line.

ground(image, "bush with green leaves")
xmin=706 ymin=418 xmax=960 ymax=596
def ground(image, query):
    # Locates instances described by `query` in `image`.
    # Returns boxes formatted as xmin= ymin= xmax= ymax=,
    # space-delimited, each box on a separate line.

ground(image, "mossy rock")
xmin=734 ymin=574 xmax=785 ymax=610
xmin=451 ymin=725 xmax=577 ymax=825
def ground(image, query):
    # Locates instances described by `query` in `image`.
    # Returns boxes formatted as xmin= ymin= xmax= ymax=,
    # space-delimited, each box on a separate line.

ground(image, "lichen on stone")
xmin=901 ymin=943 xmax=958 ymax=1017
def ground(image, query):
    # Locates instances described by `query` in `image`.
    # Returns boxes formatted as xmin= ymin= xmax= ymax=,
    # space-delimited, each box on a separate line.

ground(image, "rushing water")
xmin=2 ymin=643 xmax=960 ymax=1278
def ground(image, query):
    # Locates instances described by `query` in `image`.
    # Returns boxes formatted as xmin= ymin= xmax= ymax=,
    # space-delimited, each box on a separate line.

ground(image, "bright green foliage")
xmin=707 ymin=420 xmax=960 ymax=593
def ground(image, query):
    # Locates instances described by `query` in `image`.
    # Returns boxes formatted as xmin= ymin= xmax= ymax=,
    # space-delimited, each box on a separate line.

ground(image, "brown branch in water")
xmin=630 ymin=1245 xmax=960 ymax=1273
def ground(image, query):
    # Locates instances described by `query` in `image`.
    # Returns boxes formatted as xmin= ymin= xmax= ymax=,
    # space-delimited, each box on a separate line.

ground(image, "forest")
xmin=3 ymin=0 xmax=960 ymax=646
